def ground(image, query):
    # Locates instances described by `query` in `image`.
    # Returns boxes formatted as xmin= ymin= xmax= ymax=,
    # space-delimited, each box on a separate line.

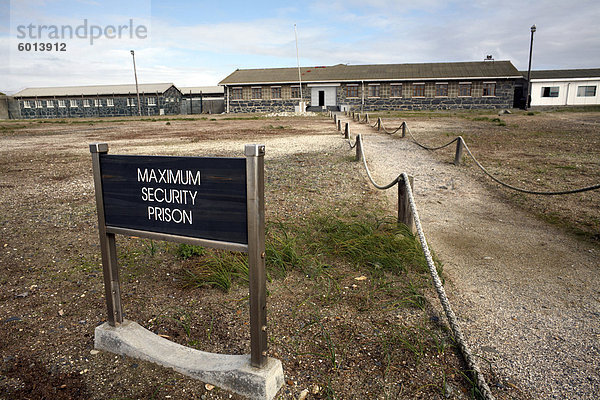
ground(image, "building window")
xmin=231 ymin=88 xmax=243 ymax=100
xmin=58 ymin=100 xmax=66 ymax=108
xmin=70 ymin=100 xmax=78 ymax=107
xmin=368 ymin=84 xmax=380 ymax=98
xmin=271 ymin=86 xmax=281 ymax=99
xmin=459 ymin=83 xmax=472 ymax=97
xmin=106 ymin=98 xmax=115 ymax=107
xmin=94 ymin=99 xmax=102 ymax=107
xmin=83 ymin=99 xmax=90 ymax=107
xmin=23 ymin=100 xmax=31 ymax=108
xmin=435 ymin=83 xmax=448 ymax=97
xmin=390 ymin=84 xmax=402 ymax=98
xmin=483 ymin=82 xmax=496 ymax=96
xmin=127 ymin=98 xmax=135 ymax=106
xmin=577 ymin=85 xmax=596 ymax=97
xmin=46 ymin=100 xmax=54 ymax=108
xmin=413 ymin=83 xmax=425 ymax=97
xmin=541 ymin=87 xmax=559 ymax=97
xmin=251 ymin=87 xmax=262 ymax=100
xmin=291 ymin=86 xmax=301 ymax=99
xmin=346 ymin=85 xmax=359 ymax=98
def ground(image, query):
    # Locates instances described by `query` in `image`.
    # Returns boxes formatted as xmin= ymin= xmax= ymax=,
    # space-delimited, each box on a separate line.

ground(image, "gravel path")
xmin=335 ymin=114 xmax=600 ymax=399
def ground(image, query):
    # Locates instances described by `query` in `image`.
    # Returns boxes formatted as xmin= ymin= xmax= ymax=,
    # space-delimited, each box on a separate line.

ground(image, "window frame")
xmin=94 ymin=99 xmax=102 ymax=107
xmin=482 ymin=82 xmax=496 ymax=97
xmin=368 ymin=84 xmax=380 ymax=98
xmin=435 ymin=82 xmax=448 ymax=97
xmin=83 ymin=99 xmax=90 ymax=108
xmin=458 ymin=82 xmax=472 ymax=97
xmin=271 ymin=86 xmax=282 ymax=99
xmin=290 ymin=86 xmax=301 ymax=99
xmin=58 ymin=100 xmax=66 ymax=108
xmin=231 ymin=87 xmax=243 ymax=100
xmin=23 ymin=100 xmax=31 ymax=108
xmin=70 ymin=99 xmax=78 ymax=108
xmin=46 ymin=100 xmax=54 ymax=108
xmin=577 ymin=85 xmax=597 ymax=97
xmin=390 ymin=84 xmax=402 ymax=98
xmin=251 ymin=87 xmax=262 ymax=100
xmin=106 ymin=98 xmax=115 ymax=107
xmin=412 ymin=83 xmax=425 ymax=98
xmin=346 ymin=84 xmax=359 ymax=98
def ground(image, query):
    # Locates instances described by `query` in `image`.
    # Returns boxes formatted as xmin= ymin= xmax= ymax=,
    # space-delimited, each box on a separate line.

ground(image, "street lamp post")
xmin=130 ymin=50 xmax=142 ymax=116
xmin=525 ymin=25 xmax=536 ymax=110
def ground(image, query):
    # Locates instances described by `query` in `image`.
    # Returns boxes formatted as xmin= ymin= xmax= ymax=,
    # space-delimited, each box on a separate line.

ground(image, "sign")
xmin=100 ymin=154 xmax=248 ymax=244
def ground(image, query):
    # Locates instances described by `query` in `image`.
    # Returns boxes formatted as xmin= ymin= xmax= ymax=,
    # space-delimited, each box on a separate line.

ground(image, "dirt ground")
xmin=0 ymin=111 xmax=598 ymax=399
xmin=0 ymin=115 xmax=478 ymax=400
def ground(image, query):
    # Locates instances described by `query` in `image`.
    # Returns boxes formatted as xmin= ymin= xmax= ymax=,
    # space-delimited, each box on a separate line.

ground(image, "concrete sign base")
xmin=95 ymin=320 xmax=284 ymax=400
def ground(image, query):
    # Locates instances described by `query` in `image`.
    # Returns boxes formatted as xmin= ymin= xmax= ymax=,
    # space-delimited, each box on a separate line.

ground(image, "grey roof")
xmin=179 ymin=86 xmax=224 ymax=95
xmin=13 ymin=83 xmax=177 ymax=98
xmin=219 ymin=61 xmax=521 ymax=85
xmin=519 ymin=68 xmax=600 ymax=80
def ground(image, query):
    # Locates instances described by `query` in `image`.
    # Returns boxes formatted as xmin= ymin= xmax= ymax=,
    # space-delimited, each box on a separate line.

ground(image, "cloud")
xmin=2 ymin=0 xmax=599 ymax=93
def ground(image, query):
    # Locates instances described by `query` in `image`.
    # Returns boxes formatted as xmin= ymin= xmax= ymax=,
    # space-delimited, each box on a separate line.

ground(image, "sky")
xmin=1 ymin=0 xmax=599 ymax=94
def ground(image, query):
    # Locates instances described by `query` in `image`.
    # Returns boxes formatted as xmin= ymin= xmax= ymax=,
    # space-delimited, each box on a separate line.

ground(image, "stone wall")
xmin=17 ymin=86 xmax=183 ymax=119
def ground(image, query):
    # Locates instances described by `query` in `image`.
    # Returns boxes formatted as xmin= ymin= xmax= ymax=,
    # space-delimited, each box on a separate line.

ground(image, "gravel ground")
xmin=334 ymin=113 xmax=600 ymax=400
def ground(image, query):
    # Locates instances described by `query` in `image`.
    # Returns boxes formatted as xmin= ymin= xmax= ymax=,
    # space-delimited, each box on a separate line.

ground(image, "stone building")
xmin=219 ymin=61 xmax=521 ymax=113
xmin=13 ymin=83 xmax=182 ymax=119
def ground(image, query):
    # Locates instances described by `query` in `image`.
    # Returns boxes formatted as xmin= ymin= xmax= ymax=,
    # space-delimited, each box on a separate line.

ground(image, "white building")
xmin=527 ymin=69 xmax=600 ymax=107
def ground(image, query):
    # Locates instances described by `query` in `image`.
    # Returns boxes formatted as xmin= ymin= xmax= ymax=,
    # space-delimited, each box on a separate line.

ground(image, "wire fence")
xmin=330 ymin=111 xmax=496 ymax=400
xmin=346 ymin=111 xmax=600 ymax=195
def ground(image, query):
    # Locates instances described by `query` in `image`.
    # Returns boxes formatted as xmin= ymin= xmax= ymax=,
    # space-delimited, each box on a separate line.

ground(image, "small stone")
xmin=16 ymin=292 xmax=29 ymax=298
xmin=58 ymin=310 xmax=64 ymax=316
xmin=298 ymin=389 xmax=309 ymax=400
xmin=311 ymin=384 xmax=320 ymax=394
xmin=286 ymin=379 xmax=294 ymax=386
xmin=205 ymin=383 xmax=214 ymax=391
xmin=90 ymin=350 xmax=99 ymax=355
xmin=354 ymin=276 xmax=367 ymax=281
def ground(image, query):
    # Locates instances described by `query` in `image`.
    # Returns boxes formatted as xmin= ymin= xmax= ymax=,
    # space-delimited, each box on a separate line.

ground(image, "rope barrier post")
xmin=344 ymin=122 xmax=349 ymax=139
xmin=454 ymin=137 xmax=464 ymax=166
xmin=337 ymin=119 xmax=341 ymax=131
xmin=355 ymin=134 xmax=362 ymax=161
xmin=334 ymin=114 xmax=337 ymax=125
xmin=398 ymin=175 xmax=415 ymax=233
xmin=377 ymin=117 xmax=382 ymax=131
xmin=365 ymin=113 xmax=369 ymax=124
xmin=401 ymin=122 xmax=406 ymax=138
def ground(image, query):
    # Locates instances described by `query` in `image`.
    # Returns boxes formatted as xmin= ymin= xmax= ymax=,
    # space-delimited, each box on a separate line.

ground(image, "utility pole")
xmin=294 ymin=24 xmax=304 ymax=112
xmin=525 ymin=25 xmax=536 ymax=110
xmin=131 ymin=50 xmax=142 ymax=116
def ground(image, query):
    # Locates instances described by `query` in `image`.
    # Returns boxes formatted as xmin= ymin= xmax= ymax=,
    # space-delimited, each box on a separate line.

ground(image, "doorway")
xmin=318 ymin=91 xmax=325 ymax=107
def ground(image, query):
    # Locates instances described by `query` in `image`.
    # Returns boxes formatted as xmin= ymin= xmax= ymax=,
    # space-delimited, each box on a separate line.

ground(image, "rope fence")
xmin=328 ymin=110 xmax=496 ymax=399
xmin=341 ymin=110 xmax=600 ymax=195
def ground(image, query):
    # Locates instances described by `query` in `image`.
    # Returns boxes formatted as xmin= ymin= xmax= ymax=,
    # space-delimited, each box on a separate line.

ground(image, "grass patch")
xmin=177 ymin=213 xmax=440 ymax=293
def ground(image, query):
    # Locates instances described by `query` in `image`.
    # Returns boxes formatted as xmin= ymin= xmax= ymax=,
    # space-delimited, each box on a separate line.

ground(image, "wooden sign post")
xmin=90 ymin=143 xmax=282 ymax=399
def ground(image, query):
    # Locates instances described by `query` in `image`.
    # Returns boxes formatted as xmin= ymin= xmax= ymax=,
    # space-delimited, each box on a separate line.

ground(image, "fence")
xmin=329 ymin=108 xmax=600 ymax=398
xmin=330 ymin=110 xmax=496 ymax=399
xmin=341 ymin=110 xmax=600 ymax=195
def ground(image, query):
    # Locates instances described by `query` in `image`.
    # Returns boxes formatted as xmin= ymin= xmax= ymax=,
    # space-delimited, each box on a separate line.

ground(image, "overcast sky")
xmin=1 ymin=0 xmax=599 ymax=94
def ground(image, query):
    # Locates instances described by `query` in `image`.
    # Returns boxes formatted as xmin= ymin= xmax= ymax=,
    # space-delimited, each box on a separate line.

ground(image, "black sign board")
xmin=99 ymin=154 xmax=248 ymax=244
